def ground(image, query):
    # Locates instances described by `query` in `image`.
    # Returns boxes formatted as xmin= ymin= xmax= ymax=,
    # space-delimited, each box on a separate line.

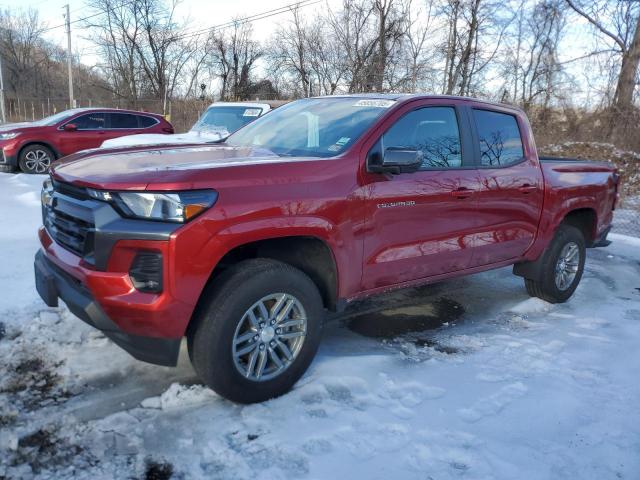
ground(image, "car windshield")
xmin=191 ymin=106 xmax=263 ymax=135
xmin=32 ymin=109 xmax=87 ymax=126
xmin=225 ymin=97 xmax=395 ymax=157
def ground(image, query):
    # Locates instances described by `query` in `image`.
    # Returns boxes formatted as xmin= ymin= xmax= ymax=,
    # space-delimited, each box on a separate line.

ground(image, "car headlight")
xmin=41 ymin=178 xmax=54 ymax=208
xmin=87 ymin=189 xmax=218 ymax=223
xmin=0 ymin=132 xmax=19 ymax=140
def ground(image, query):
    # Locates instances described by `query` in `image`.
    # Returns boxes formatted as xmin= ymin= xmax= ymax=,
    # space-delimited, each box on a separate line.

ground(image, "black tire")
xmin=188 ymin=258 xmax=324 ymax=403
xmin=18 ymin=144 xmax=55 ymax=174
xmin=524 ymin=224 xmax=586 ymax=303
xmin=0 ymin=164 xmax=15 ymax=173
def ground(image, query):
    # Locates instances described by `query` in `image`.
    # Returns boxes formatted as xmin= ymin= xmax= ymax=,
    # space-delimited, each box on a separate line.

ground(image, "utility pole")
xmin=64 ymin=4 xmax=74 ymax=108
xmin=0 ymin=54 xmax=6 ymax=123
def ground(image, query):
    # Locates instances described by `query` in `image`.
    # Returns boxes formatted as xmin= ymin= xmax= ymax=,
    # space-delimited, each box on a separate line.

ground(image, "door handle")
xmin=518 ymin=184 xmax=537 ymax=194
xmin=450 ymin=187 xmax=474 ymax=199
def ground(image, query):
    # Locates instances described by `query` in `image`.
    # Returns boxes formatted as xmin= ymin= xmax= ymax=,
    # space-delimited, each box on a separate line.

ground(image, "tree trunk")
xmin=613 ymin=14 xmax=640 ymax=112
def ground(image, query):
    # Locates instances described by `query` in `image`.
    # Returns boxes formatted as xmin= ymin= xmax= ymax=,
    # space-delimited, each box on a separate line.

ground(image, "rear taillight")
xmin=162 ymin=126 xmax=174 ymax=134
xmin=129 ymin=251 xmax=163 ymax=293
xmin=612 ymin=172 xmax=620 ymax=210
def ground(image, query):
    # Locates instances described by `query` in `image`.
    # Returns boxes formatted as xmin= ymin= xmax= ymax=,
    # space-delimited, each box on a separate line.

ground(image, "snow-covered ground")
xmin=1 ymin=172 xmax=639 ymax=480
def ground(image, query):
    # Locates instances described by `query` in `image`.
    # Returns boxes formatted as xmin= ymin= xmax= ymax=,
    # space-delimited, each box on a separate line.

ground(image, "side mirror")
xmin=368 ymin=147 xmax=423 ymax=174
xmin=63 ymin=123 xmax=77 ymax=132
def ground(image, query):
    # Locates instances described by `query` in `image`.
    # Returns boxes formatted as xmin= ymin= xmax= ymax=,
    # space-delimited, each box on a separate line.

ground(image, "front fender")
xmin=168 ymin=215 xmax=355 ymax=310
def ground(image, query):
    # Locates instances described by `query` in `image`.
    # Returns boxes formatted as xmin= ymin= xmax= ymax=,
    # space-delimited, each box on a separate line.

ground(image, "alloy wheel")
xmin=232 ymin=293 xmax=307 ymax=381
xmin=554 ymin=242 xmax=580 ymax=291
xmin=24 ymin=149 xmax=51 ymax=174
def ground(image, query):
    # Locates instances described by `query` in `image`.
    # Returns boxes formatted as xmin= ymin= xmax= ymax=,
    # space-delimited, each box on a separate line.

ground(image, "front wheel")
xmin=188 ymin=258 xmax=324 ymax=403
xmin=525 ymin=224 xmax=586 ymax=303
xmin=19 ymin=145 xmax=54 ymax=174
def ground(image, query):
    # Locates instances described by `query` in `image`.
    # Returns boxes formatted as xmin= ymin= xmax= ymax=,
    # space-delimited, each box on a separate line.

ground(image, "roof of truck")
xmin=314 ymin=93 xmax=523 ymax=112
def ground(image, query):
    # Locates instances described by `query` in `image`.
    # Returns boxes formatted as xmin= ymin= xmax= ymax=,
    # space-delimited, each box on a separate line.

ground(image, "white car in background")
xmin=100 ymin=101 xmax=280 ymax=148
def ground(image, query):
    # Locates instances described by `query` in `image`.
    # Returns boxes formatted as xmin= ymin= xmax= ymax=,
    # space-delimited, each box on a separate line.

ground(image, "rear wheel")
xmin=524 ymin=224 xmax=586 ymax=303
xmin=19 ymin=145 xmax=54 ymax=174
xmin=188 ymin=258 xmax=324 ymax=403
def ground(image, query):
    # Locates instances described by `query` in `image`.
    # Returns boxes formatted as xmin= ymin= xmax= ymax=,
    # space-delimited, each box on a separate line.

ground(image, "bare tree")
xmin=501 ymin=0 xmax=565 ymax=110
xmin=207 ymin=21 xmax=262 ymax=100
xmin=268 ymin=7 xmax=311 ymax=97
xmin=328 ymin=0 xmax=377 ymax=92
xmin=565 ymin=0 xmax=640 ymax=118
xmin=0 ymin=9 xmax=47 ymax=95
xmin=85 ymin=0 xmax=198 ymax=110
xmin=405 ymin=0 xmax=437 ymax=92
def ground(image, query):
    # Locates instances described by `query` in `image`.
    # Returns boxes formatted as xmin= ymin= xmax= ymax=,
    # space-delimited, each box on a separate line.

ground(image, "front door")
xmin=361 ymin=103 xmax=479 ymax=291
xmin=58 ymin=112 xmax=110 ymax=155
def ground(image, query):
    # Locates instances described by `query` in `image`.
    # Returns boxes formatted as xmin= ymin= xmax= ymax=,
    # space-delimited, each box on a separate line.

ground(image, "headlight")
xmin=0 ymin=132 xmax=19 ymax=140
xmin=41 ymin=178 xmax=54 ymax=207
xmin=87 ymin=189 xmax=218 ymax=223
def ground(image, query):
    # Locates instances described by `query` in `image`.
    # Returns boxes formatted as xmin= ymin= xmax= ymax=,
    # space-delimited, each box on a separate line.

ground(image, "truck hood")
xmin=51 ymin=144 xmax=317 ymax=190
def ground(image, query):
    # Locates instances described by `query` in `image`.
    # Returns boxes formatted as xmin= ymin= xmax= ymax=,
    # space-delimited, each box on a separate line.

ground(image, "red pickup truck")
xmin=34 ymin=95 xmax=619 ymax=403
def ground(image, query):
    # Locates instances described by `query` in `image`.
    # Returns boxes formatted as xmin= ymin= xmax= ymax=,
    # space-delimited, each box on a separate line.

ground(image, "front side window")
xmin=473 ymin=109 xmax=524 ymax=166
xmin=382 ymin=106 xmax=462 ymax=169
xmin=71 ymin=113 xmax=108 ymax=130
xmin=226 ymin=98 xmax=394 ymax=158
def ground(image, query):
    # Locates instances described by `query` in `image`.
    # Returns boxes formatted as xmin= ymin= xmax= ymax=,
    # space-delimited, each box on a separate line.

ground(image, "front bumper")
xmin=1 ymin=140 xmax=20 ymax=166
xmin=34 ymin=249 xmax=181 ymax=366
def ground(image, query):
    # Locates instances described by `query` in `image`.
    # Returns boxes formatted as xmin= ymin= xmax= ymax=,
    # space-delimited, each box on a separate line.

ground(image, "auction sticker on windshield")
xmin=353 ymin=99 xmax=395 ymax=108
xmin=243 ymin=108 xmax=262 ymax=117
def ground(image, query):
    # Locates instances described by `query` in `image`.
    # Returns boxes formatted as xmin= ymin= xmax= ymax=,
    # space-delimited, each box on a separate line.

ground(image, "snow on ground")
xmin=0 ymin=172 xmax=639 ymax=479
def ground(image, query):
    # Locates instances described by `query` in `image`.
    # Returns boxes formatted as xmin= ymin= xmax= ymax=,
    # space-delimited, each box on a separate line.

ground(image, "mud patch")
xmin=0 ymin=354 xmax=71 ymax=411
xmin=347 ymin=297 xmax=464 ymax=338
xmin=411 ymin=337 xmax=460 ymax=354
xmin=0 ymin=321 xmax=5 ymax=341
xmin=143 ymin=459 xmax=174 ymax=480
xmin=7 ymin=425 xmax=94 ymax=475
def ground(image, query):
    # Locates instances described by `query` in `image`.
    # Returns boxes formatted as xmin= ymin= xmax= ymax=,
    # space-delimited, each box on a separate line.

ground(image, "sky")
xmin=0 ymin=0 xmax=603 ymax=105
xmin=10 ymin=0 xmax=340 ymax=63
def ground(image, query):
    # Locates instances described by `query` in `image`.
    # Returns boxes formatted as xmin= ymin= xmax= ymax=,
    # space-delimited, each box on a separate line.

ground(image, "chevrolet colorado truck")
xmin=34 ymin=95 xmax=619 ymax=403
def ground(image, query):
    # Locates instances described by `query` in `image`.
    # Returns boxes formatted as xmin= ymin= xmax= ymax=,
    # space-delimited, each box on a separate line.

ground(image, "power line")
xmin=170 ymin=0 xmax=322 ymax=42
xmin=40 ymin=0 xmax=133 ymax=34
xmin=40 ymin=11 xmax=103 ymax=33
xmin=39 ymin=0 xmax=320 ymax=37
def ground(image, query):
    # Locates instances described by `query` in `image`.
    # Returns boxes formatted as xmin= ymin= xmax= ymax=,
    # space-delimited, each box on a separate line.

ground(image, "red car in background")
xmin=0 ymin=108 xmax=173 ymax=174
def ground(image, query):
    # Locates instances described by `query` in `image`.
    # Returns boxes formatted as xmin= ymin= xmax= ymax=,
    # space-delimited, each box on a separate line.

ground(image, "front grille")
xmin=43 ymin=181 xmax=96 ymax=258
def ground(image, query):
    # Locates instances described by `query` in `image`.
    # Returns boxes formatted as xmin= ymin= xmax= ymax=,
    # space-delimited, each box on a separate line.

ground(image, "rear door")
xmin=103 ymin=112 xmax=146 ymax=142
xmin=468 ymin=107 xmax=544 ymax=266
xmin=360 ymin=100 xmax=479 ymax=291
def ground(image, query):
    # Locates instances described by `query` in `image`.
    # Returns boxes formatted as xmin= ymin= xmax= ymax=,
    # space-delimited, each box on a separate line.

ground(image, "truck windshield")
xmin=191 ymin=106 xmax=263 ymax=135
xmin=225 ymin=98 xmax=395 ymax=157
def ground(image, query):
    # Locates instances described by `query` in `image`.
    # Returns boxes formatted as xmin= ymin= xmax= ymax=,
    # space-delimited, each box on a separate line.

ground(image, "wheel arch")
xmin=560 ymin=208 xmax=597 ymax=247
xmin=18 ymin=141 xmax=61 ymax=161
xmin=515 ymin=211 xmax=593 ymax=281
xmin=196 ymin=235 xmax=341 ymax=314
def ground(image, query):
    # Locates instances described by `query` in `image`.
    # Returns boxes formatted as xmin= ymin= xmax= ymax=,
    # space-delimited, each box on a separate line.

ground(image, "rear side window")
xmin=473 ymin=109 xmax=524 ymax=167
xmin=382 ymin=107 xmax=462 ymax=169
xmin=110 ymin=113 xmax=138 ymax=129
xmin=137 ymin=115 xmax=158 ymax=128
xmin=72 ymin=113 xmax=107 ymax=130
